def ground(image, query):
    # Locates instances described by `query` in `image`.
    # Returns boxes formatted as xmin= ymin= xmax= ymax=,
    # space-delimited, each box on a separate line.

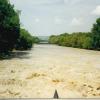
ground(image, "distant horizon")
xmin=33 ymin=31 xmax=91 ymax=36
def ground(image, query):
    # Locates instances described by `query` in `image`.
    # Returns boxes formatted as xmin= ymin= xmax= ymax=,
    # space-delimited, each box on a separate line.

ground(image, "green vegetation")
xmin=0 ymin=0 xmax=40 ymax=58
xmin=0 ymin=0 xmax=100 ymax=59
xmin=49 ymin=32 xmax=93 ymax=49
xmin=91 ymin=18 xmax=100 ymax=50
xmin=15 ymin=28 xmax=34 ymax=50
xmin=0 ymin=0 xmax=20 ymax=54
xmin=32 ymin=36 xmax=40 ymax=44
xmin=49 ymin=18 xmax=100 ymax=50
xmin=15 ymin=29 xmax=40 ymax=50
xmin=49 ymin=35 xmax=59 ymax=44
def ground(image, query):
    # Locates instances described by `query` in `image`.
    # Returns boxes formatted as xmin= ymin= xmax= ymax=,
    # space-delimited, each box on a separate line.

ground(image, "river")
xmin=0 ymin=44 xmax=100 ymax=98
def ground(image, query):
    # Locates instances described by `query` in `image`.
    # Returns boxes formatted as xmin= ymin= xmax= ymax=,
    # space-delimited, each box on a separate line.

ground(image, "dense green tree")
xmin=82 ymin=37 xmax=93 ymax=49
xmin=0 ymin=0 xmax=20 ymax=53
xmin=15 ymin=28 xmax=33 ymax=50
xmin=49 ymin=32 xmax=93 ymax=50
xmin=32 ymin=36 xmax=40 ymax=44
xmin=49 ymin=35 xmax=59 ymax=44
xmin=49 ymin=18 xmax=100 ymax=50
xmin=91 ymin=18 xmax=100 ymax=50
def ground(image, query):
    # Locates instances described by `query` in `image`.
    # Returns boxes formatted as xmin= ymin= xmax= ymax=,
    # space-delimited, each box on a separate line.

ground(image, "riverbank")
xmin=0 ymin=44 xmax=100 ymax=98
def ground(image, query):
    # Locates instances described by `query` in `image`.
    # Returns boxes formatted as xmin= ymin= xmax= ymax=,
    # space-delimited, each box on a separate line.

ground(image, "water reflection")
xmin=0 ymin=51 xmax=30 ymax=60
xmin=10 ymin=51 xmax=30 ymax=59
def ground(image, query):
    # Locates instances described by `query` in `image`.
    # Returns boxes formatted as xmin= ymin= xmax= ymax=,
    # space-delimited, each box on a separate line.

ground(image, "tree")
xmin=91 ymin=18 xmax=100 ymax=50
xmin=32 ymin=36 xmax=40 ymax=44
xmin=49 ymin=18 xmax=100 ymax=50
xmin=15 ymin=28 xmax=34 ymax=50
xmin=49 ymin=32 xmax=93 ymax=50
xmin=49 ymin=35 xmax=59 ymax=44
xmin=0 ymin=0 xmax=20 ymax=53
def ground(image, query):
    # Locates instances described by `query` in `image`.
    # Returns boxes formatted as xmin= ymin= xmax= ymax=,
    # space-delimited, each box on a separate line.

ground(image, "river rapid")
xmin=0 ymin=44 xmax=100 ymax=98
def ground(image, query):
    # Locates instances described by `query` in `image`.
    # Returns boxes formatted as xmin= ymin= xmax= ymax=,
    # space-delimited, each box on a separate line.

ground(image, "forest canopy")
xmin=0 ymin=0 xmax=20 ymax=53
xmin=49 ymin=18 xmax=100 ymax=50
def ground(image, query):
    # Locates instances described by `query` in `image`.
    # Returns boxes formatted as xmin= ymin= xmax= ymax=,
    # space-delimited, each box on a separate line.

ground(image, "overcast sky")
xmin=10 ymin=0 xmax=100 ymax=36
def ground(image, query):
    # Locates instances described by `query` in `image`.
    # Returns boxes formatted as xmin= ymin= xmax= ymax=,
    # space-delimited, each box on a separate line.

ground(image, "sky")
xmin=10 ymin=0 xmax=100 ymax=36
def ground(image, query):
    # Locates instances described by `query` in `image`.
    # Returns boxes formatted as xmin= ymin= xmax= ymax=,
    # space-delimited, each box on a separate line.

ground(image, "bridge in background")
xmin=39 ymin=41 xmax=49 ymax=44
xmin=38 ymin=36 xmax=49 ymax=44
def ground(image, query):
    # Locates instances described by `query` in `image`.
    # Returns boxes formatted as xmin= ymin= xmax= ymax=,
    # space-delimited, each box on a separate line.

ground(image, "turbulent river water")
xmin=0 ymin=44 xmax=100 ymax=98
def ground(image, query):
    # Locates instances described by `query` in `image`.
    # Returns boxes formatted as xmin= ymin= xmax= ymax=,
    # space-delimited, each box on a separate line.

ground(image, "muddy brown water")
xmin=0 ymin=44 xmax=100 ymax=98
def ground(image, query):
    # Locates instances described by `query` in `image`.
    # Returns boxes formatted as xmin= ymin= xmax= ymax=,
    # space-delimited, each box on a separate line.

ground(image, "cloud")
xmin=54 ymin=16 xmax=68 ymax=25
xmin=70 ymin=18 xmax=83 ymax=26
xmin=64 ymin=0 xmax=84 ymax=5
xmin=10 ymin=0 xmax=63 ymax=7
xmin=10 ymin=0 xmax=100 ymax=35
xmin=92 ymin=5 xmax=100 ymax=15
xmin=54 ymin=17 xmax=63 ymax=24
xmin=35 ymin=18 xmax=40 ymax=23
